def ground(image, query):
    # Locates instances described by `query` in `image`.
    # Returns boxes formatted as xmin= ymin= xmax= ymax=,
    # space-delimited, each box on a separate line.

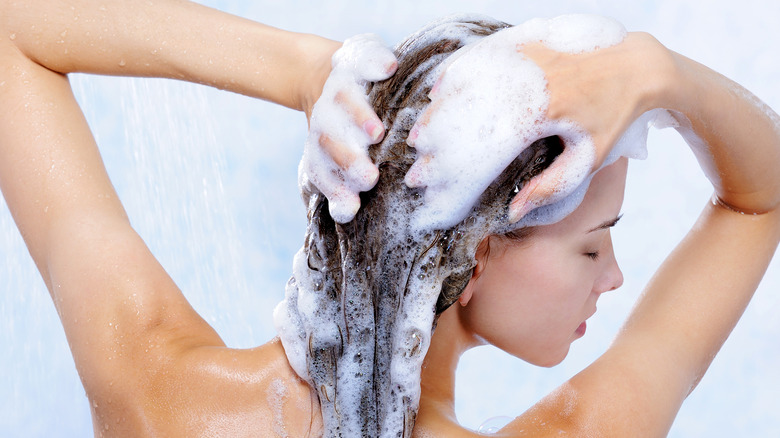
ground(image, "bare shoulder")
xmin=495 ymin=374 xmax=657 ymax=438
xmin=92 ymin=337 xmax=322 ymax=437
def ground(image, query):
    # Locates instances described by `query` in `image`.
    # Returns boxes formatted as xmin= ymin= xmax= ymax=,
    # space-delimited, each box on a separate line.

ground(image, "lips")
xmin=575 ymin=307 xmax=596 ymax=338
xmin=575 ymin=321 xmax=587 ymax=337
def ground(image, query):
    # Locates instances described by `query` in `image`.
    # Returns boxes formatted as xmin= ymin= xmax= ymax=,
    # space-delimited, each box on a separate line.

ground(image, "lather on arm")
xmin=498 ymin=33 xmax=780 ymax=436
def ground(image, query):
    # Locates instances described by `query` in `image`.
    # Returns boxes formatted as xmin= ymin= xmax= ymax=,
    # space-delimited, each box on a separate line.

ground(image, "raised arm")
xmin=501 ymin=33 xmax=780 ymax=436
xmin=1 ymin=0 xmax=340 ymax=113
xmin=0 ymin=0 xmax=395 ymax=434
xmin=0 ymin=0 xmax=338 ymax=353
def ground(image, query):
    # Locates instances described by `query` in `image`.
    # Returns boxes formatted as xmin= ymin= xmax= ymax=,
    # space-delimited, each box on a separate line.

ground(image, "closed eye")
xmin=585 ymin=251 xmax=600 ymax=261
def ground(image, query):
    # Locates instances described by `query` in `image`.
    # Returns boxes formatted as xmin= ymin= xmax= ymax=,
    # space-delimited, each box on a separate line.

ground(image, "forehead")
xmin=542 ymin=158 xmax=628 ymax=233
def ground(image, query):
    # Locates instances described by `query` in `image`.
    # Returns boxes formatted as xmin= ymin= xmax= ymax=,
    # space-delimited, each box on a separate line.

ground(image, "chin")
xmin=520 ymin=346 xmax=570 ymax=368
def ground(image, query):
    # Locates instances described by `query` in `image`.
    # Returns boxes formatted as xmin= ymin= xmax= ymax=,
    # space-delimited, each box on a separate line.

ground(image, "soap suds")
xmin=266 ymin=378 xmax=289 ymax=437
xmin=275 ymin=13 xmax=678 ymax=438
xmin=406 ymin=14 xmax=640 ymax=231
xmin=299 ymin=34 xmax=397 ymax=224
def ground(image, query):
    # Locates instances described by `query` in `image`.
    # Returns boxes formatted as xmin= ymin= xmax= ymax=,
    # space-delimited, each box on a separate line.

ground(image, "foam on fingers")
xmin=299 ymin=34 xmax=397 ymax=223
xmin=407 ymin=14 xmax=629 ymax=231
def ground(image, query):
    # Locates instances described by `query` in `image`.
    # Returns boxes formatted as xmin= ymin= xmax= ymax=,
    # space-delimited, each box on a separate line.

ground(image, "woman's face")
xmin=459 ymin=158 xmax=627 ymax=367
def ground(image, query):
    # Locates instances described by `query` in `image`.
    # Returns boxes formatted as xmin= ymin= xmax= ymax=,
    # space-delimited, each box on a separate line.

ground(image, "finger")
xmin=319 ymin=133 xmax=359 ymax=169
xmin=507 ymin=141 xmax=593 ymax=222
xmin=319 ymin=133 xmax=379 ymax=191
xmin=337 ymin=34 xmax=399 ymax=82
xmin=306 ymin=161 xmax=362 ymax=224
xmin=379 ymin=58 xmax=399 ymax=78
xmin=404 ymin=155 xmax=433 ymax=188
xmin=407 ymin=98 xmax=443 ymax=148
xmin=507 ymin=175 xmax=544 ymax=222
xmin=325 ymin=186 xmax=362 ymax=224
xmin=347 ymin=158 xmax=380 ymax=192
xmin=428 ymin=70 xmax=446 ymax=98
xmin=334 ymin=89 xmax=386 ymax=143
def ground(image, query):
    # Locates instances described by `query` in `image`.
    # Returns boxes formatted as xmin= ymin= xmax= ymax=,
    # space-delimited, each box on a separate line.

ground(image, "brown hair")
xmin=279 ymin=15 xmax=563 ymax=437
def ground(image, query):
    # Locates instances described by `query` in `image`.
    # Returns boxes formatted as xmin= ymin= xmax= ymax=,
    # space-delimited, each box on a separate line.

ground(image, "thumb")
xmin=508 ymin=136 xmax=595 ymax=222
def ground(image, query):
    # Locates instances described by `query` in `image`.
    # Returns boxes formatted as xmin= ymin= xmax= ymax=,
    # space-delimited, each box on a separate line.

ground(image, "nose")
xmin=595 ymin=234 xmax=623 ymax=294
xmin=605 ymin=257 xmax=624 ymax=292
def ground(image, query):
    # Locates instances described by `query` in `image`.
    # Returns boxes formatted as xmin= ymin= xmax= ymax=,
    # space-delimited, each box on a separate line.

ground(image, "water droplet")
xmin=118 ymin=59 xmax=126 ymax=67
xmin=9 ymin=33 xmax=16 ymax=40
xmin=478 ymin=416 xmax=513 ymax=434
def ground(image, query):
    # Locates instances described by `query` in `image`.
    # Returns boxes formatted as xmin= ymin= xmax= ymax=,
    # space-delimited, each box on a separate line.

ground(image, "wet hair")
xmin=279 ymin=15 xmax=563 ymax=438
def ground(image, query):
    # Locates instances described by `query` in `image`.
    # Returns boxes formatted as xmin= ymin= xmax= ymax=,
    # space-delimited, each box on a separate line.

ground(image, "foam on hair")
xmin=405 ymin=14 xmax=633 ymax=231
xmin=274 ymin=13 xmax=673 ymax=438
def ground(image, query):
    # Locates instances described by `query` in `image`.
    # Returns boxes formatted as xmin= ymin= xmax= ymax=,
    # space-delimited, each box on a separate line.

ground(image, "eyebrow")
xmin=587 ymin=214 xmax=623 ymax=233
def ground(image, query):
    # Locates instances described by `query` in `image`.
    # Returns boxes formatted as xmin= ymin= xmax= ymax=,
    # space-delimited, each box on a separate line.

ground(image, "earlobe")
xmin=458 ymin=282 xmax=473 ymax=306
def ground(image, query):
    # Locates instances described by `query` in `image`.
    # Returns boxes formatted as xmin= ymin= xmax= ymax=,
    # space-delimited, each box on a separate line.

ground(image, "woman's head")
xmin=454 ymin=158 xmax=627 ymax=367
xmin=276 ymin=14 xmax=575 ymax=437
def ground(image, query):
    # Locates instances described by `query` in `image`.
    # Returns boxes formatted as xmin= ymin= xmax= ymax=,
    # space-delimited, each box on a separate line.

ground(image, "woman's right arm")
xmin=2 ymin=0 xmax=339 ymax=114
xmin=1 ymin=1 xmax=386 ymax=433
xmin=502 ymin=34 xmax=780 ymax=437
xmin=2 ymin=0 xmax=390 ymax=216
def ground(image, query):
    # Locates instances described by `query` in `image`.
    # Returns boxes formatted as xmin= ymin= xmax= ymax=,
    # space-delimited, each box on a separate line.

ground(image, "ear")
xmin=458 ymin=281 xmax=475 ymax=307
xmin=458 ymin=237 xmax=491 ymax=307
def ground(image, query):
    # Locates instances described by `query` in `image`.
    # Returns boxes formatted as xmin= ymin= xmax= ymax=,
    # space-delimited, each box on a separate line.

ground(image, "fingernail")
xmin=430 ymin=79 xmax=441 ymax=97
xmin=364 ymin=120 xmax=383 ymax=142
xmin=508 ymin=202 xmax=529 ymax=223
xmin=386 ymin=60 xmax=398 ymax=75
xmin=407 ymin=126 xmax=419 ymax=145
xmin=367 ymin=165 xmax=379 ymax=186
xmin=430 ymin=74 xmax=445 ymax=97
xmin=404 ymin=168 xmax=418 ymax=188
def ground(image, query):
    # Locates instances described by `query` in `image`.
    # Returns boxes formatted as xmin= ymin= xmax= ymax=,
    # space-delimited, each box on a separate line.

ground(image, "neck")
xmin=418 ymin=306 xmax=480 ymax=422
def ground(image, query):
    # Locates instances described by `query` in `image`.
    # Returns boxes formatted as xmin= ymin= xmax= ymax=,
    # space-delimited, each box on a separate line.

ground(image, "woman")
xmin=279 ymin=15 xmax=780 ymax=437
xmin=1 ymin=2 xmax=778 ymax=438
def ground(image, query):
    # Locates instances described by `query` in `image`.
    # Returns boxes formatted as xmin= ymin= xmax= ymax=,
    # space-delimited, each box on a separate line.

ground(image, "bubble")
xmin=477 ymin=416 xmax=513 ymax=434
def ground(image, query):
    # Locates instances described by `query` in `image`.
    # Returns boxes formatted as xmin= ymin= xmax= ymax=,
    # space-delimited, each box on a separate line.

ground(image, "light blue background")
xmin=1 ymin=0 xmax=778 ymax=436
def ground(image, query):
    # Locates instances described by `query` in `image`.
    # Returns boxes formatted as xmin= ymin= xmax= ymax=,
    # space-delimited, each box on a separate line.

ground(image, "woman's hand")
xmin=505 ymin=33 xmax=675 ymax=220
xmin=406 ymin=28 xmax=675 ymax=224
xmin=299 ymin=35 xmax=398 ymax=223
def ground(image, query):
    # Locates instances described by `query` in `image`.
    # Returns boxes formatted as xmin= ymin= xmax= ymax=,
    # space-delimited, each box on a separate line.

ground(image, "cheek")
xmin=464 ymin=246 xmax=563 ymax=337
xmin=463 ymin=242 xmax=594 ymax=359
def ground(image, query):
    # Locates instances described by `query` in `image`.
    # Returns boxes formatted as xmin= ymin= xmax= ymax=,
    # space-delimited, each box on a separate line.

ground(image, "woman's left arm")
xmin=503 ymin=34 xmax=780 ymax=436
